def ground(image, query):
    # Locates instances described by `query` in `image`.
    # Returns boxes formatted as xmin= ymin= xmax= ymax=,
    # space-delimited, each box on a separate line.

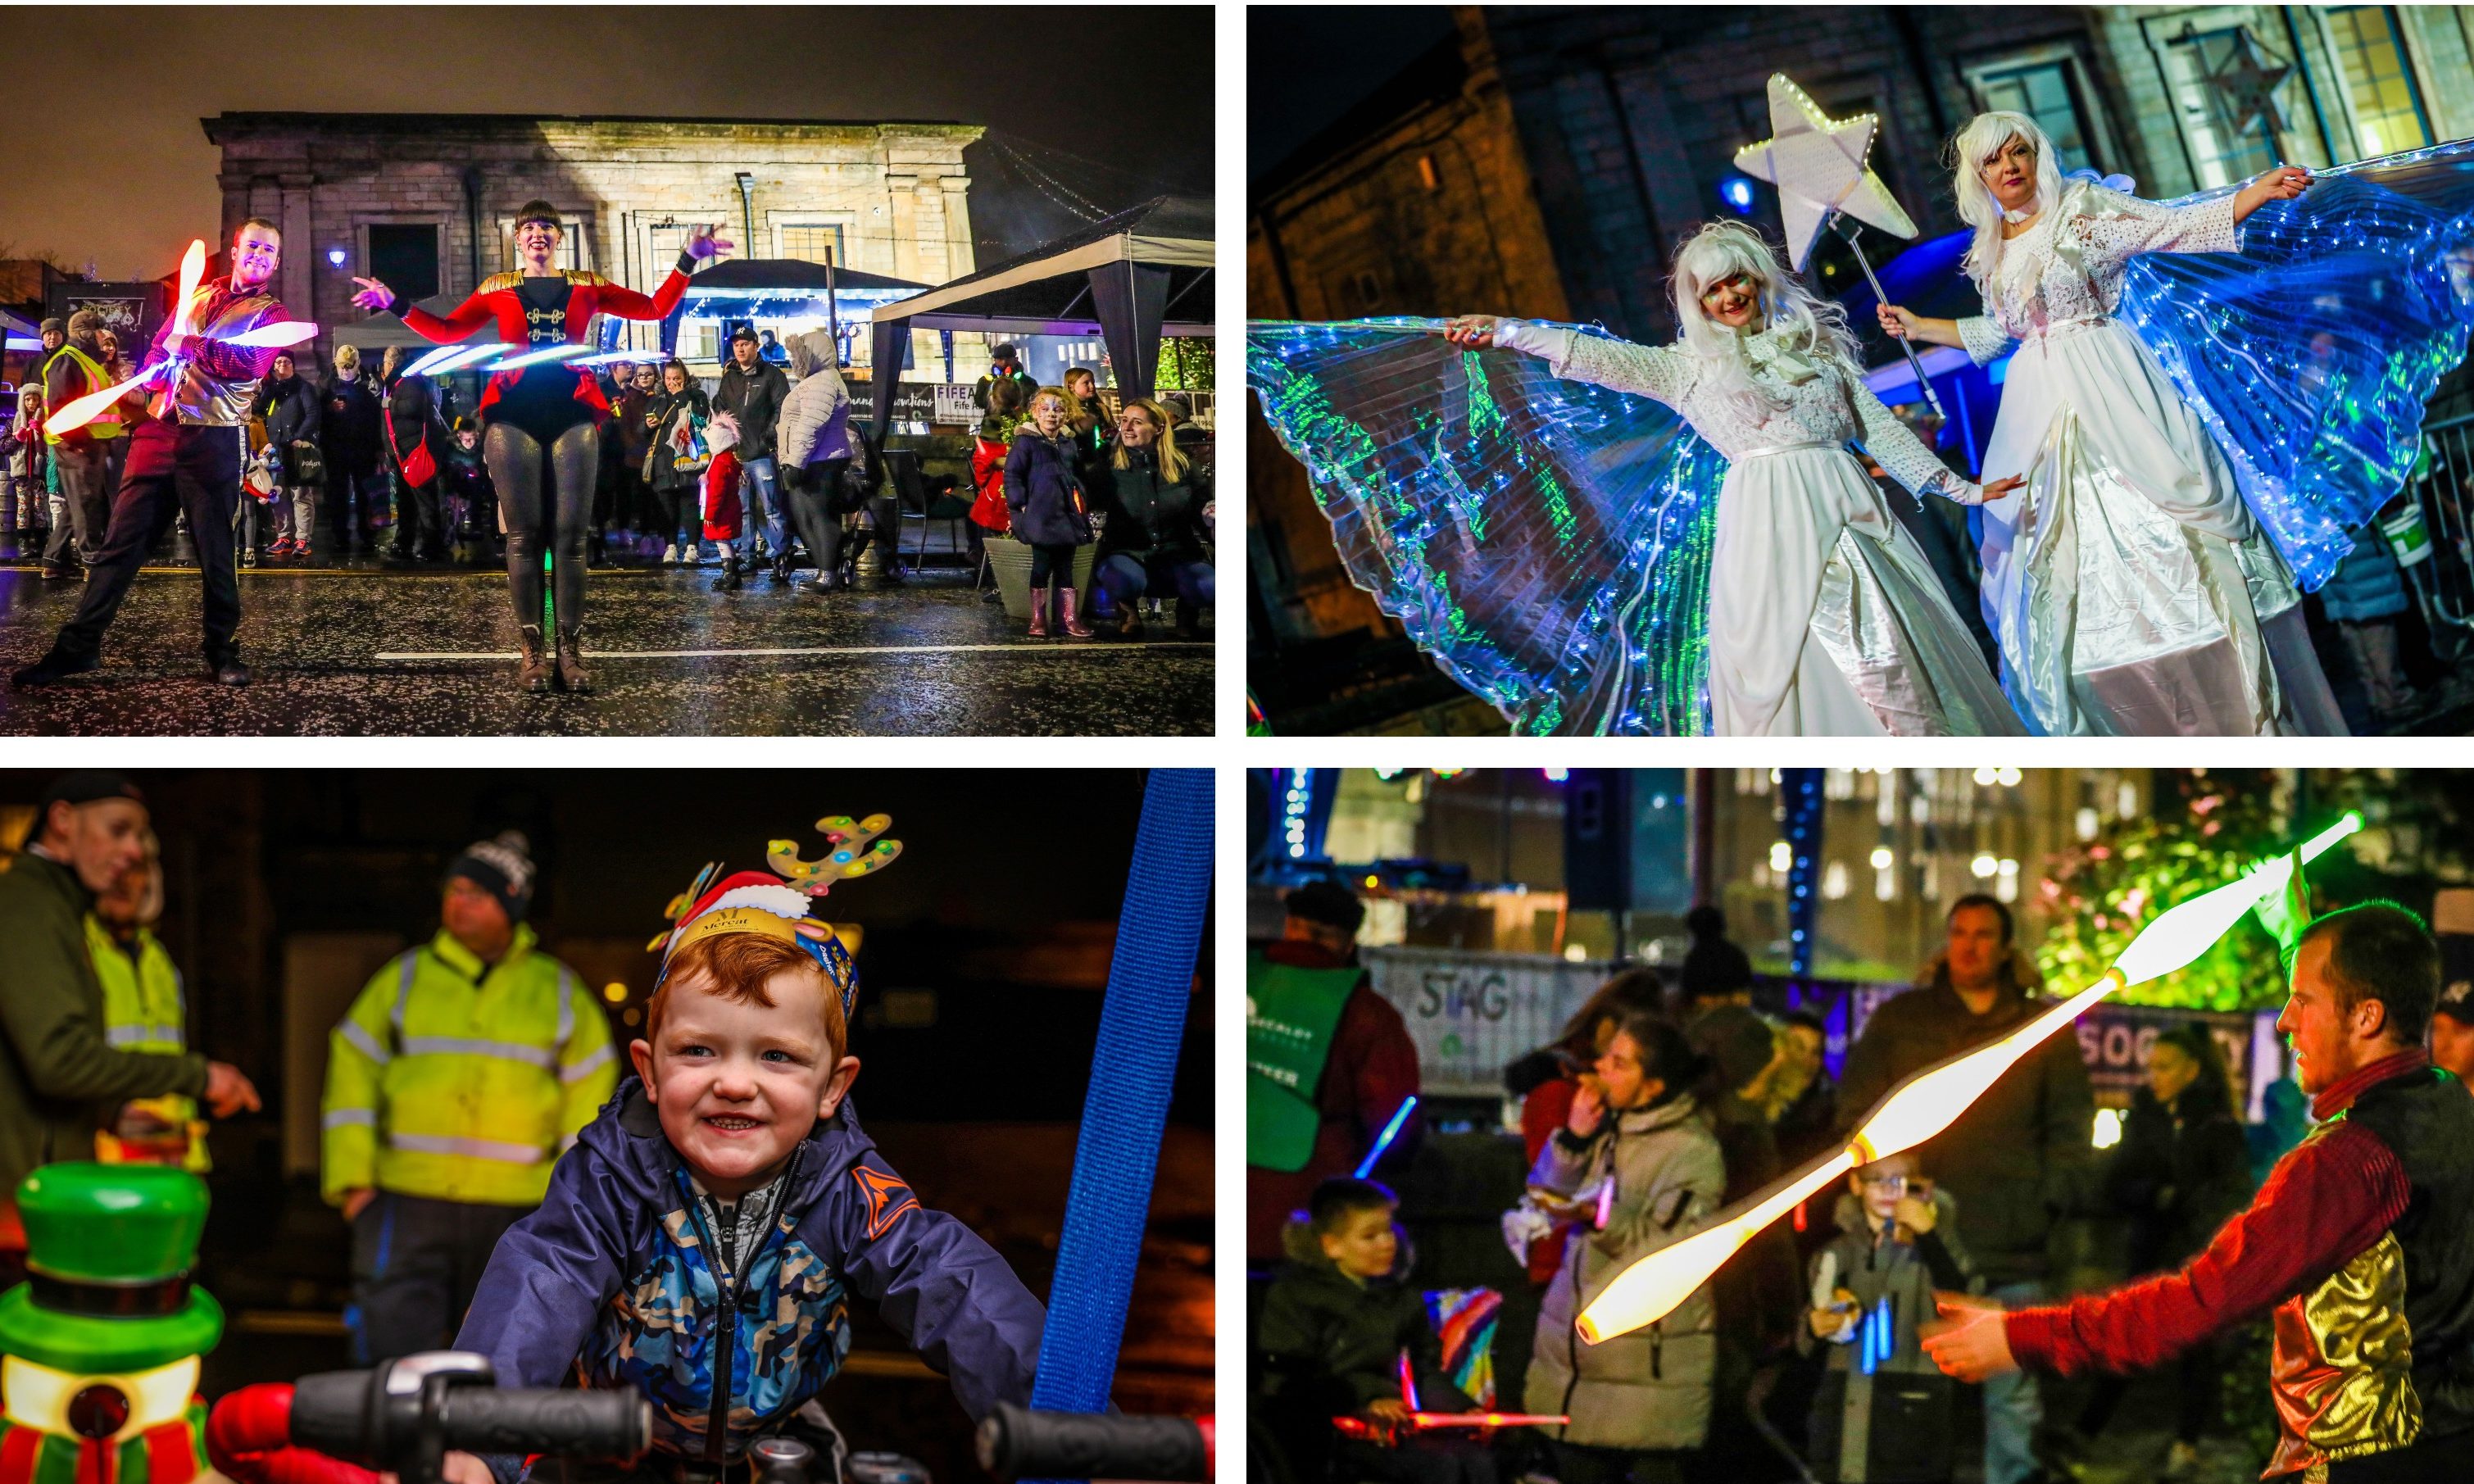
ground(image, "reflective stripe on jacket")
xmin=320 ymin=923 xmax=618 ymax=1207
xmin=85 ymin=916 xmax=208 ymax=1173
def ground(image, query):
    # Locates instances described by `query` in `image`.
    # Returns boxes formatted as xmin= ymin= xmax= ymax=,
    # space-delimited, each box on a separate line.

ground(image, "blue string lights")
xmin=2119 ymin=138 xmax=2474 ymax=591
xmin=1783 ymin=767 xmax=1823 ymax=979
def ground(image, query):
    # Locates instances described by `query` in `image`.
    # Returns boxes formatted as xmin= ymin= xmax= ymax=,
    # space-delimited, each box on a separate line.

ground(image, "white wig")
xmin=1950 ymin=111 xmax=2067 ymax=289
xmin=1668 ymin=220 xmax=1859 ymax=410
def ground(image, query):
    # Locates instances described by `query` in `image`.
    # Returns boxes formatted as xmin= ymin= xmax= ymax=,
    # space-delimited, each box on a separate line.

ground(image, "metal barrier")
xmin=2403 ymin=411 xmax=2474 ymax=662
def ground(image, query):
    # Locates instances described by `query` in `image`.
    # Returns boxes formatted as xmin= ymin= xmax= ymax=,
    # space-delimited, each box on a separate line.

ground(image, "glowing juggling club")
xmin=1328 ymin=1352 xmax=1567 ymax=1442
xmin=1574 ymin=812 xmax=2365 ymax=1346
xmin=43 ymin=238 xmax=321 ymax=436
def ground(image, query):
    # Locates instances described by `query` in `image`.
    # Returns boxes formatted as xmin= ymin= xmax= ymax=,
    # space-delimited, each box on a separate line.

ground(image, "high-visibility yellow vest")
xmin=320 ymin=923 xmax=617 ymax=1208
xmin=42 ymin=344 xmax=125 ymax=442
xmin=86 ymin=916 xmax=210 ymax=1173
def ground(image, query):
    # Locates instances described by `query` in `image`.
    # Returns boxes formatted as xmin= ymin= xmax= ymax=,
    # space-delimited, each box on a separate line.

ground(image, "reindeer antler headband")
xmin=649 ymin=815 xmax=902 ymax=1019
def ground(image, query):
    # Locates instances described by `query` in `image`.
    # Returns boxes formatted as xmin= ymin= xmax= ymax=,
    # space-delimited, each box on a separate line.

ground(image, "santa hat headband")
xmin=649 ymin=815 xmax=901 ymax=1019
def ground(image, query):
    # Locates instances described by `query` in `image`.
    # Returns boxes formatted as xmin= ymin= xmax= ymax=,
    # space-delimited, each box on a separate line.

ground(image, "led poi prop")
xmin=42 ymin=238 xmax=320 ymax=436
xmin=1575 ymin=812 xmax=2363 ymax=1346
xmin=1353 ymin=1095 xmax=1419 ymax=1179
xmin=1732 ymin=74 xmax=1945 ymax=422
xmin=1329 ymin=1352 xmax=1568 ymax=1442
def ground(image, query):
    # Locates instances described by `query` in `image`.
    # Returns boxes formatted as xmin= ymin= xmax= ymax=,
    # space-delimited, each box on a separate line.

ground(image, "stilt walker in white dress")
xmin=1446 ymin=223 xmax=2026 ymax=737
xmin=1879 ymin=112 xmax=2345 ymax=736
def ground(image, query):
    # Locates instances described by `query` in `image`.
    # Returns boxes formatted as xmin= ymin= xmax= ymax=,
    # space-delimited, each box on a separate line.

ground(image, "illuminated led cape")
xmin=1246 ymin=319 xmax=1727 ymax=736
xmin=2115 ymin=138 xmax=2474 ymax=589
xmin=1249 ymin=138 xmax=2474 ymax=733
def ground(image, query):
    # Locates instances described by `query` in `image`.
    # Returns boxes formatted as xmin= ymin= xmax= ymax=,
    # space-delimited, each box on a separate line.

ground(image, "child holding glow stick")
xmin=1260 ymin=1178 xmax=1498 ymax=1484
xmin=1801 ymin=1150 xmax=1974 ymax=1483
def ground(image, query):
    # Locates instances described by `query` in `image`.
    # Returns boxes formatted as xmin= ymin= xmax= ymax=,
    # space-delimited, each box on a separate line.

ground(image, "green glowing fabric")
xmin=1247 ymin=319 xmax=1726 ymax=735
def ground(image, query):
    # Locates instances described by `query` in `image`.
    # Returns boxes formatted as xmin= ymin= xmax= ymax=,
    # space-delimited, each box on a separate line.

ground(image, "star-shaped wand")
xmin=1732 ymin=74 xmax=1946 ymax=421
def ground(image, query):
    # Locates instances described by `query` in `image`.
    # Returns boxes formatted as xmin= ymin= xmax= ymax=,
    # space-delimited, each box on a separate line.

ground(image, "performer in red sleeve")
xmin=1923 ymin=888 xmax=2474 ymax=1483
xmin=349 ymin=202 xmax=729 ymax=694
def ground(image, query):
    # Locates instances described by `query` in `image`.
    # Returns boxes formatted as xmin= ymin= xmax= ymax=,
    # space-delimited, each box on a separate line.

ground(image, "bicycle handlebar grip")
xmin=974 ymin=1404 xmax=1208 ymax=1482
xmin=436 ymin=1389 xmax=651 ymax=1461
xmin=286 ymin=1373 xmax=378 ymax=1461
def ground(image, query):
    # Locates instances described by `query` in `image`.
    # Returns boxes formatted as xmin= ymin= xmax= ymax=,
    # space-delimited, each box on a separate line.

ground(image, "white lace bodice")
xmin=1496 ymin=320 xmax=1977 ymax=503
xmin=1957 ymin=183 xmax=2242 ymax=365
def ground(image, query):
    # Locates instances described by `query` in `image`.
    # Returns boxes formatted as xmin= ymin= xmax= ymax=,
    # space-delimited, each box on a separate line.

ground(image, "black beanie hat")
xmin=38 ymin=770 xmax=146 ymax=814
xmin=1285 ymin=879 xmax=1367 ymax=937
xmin=1679 ymin=904 xmax=1753 ymax=1001
xmin=444 ymin=830 xmax=535 ymax=923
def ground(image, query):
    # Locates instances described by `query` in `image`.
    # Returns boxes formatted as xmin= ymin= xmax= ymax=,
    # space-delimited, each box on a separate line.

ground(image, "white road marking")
xmin=373 ymin=642 xmax=1213 ymax=660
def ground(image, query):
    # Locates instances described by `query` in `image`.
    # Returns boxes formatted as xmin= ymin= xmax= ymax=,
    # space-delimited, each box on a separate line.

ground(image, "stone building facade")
xmin=1246 ymin=11 xmax=1564 ymax=730
xmin=203 ymin=112 xmax=982 ymax=363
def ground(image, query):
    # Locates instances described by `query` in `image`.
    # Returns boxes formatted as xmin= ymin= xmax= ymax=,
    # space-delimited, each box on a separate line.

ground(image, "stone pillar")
xmin=886 ymin=172 xmax=919 ymax=283
xmin=279 ymin=173 xmax=315 ymax=351
xmin=938 ymin=175 xmax=975 ymax=280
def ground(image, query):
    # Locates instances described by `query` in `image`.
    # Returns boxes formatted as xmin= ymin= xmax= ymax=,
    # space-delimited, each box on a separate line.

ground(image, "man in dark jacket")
xmin=1836 ymin=893 xmax=2093 ymax=1484
xmin=711 ymin=327 xmax=792 ymax=589
xmin=972 ymin=342 xmax=1038 ymax=413
xmin=381 ymin=362 xmax=449 ymax=565
xmin=0 ymin=773 xmax=260 ymax=1280
xmin=321 ymin=347 xmax=384 ymax=555
xmin=1246 ymin=882 xmax=1423 ymax=1267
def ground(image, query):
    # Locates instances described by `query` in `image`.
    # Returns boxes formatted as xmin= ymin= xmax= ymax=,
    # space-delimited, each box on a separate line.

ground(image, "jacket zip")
xmin=679 ymin=1146 xmax=803 ymax=1465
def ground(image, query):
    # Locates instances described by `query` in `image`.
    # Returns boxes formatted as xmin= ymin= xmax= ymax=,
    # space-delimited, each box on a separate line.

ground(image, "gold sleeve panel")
xmin=569 ymin=270 xmax=610 ymax=288
xmin=478 ymin=272 xmax=524 ymax=295
xmin=2267 ymin=1231 xmax=2422 ymax=1476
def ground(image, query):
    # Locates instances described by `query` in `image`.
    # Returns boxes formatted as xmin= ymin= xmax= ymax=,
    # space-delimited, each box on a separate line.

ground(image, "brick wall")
xmin=1482 ymin=6 xmax=2104 ymax=342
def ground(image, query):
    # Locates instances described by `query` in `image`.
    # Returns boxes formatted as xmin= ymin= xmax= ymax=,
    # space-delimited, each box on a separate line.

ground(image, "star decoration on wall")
xmin=1732 ymin=74 xmax=1918 ymax=270
xmin=2204 ymin=28 xmax=2293 ymax=138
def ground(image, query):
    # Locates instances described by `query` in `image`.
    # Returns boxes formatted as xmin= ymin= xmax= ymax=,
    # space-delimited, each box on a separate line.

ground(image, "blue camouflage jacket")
xmin=456 ymin=1078 xmax=1045 ymax=1482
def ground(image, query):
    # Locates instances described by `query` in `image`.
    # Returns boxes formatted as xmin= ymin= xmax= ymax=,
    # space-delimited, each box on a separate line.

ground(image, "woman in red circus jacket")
xmin=351 ymin=202 xmax=729 ymax=694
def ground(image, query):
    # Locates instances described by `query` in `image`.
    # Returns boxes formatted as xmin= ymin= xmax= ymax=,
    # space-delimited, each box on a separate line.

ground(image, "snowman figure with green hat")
xmin=0 ymin=1164 xmax=222 ymax=1484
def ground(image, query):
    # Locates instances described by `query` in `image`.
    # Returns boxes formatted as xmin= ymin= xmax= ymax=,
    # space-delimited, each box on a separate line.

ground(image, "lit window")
xmin=1971 ymin=57 xmax=2098 ymax=173
xmin=1823 ymin=862 xmax=1850 ymax=900
xmin=1869 ymin=846 xmax=1895 ymax=869
xmin=779 ymin=223 xmax=846 ymax=265
xmin=2077 ymin=806 xmax=2100 ymax=842
xmin=2326 ymin=7 xmax=2431 ymax=159
xmin=2155 ymin=26 xmax=2286 ymax=188
xmin=1770 ymin=841 xmax=1793 ymax=873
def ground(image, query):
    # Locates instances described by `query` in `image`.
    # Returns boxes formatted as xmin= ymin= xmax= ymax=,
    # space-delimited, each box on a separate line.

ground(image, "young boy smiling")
xmin=448 ymin=865 xmax=1044 ymax=1484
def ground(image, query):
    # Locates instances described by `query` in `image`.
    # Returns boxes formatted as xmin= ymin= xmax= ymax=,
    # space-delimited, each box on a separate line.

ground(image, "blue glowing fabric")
xmin=2118 ymin=139 xmax=2474 ymax=590
xmin=1246 ymin=318 xmax=1727 ymax=736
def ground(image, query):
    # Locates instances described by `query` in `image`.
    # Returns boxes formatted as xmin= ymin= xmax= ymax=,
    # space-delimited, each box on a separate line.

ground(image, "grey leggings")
xmin=484 ymin=421 xmax=597 ymax=633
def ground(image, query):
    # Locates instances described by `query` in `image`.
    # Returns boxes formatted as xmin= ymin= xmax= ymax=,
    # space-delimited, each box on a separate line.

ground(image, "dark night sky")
xmin=1248 ymin=5 xmax=1453 ymax=186
xmin=0 ymin=6 xmax=1214 ymax=279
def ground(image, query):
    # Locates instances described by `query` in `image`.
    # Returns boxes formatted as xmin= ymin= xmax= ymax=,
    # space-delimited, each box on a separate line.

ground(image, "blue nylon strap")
xmin=1028 ymin=768 xmax=1211 ymax=1431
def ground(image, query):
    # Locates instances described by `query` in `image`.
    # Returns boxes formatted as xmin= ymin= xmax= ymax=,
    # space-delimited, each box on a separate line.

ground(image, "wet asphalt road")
xmin=0 ymin=561 xmax=1211 ymax=735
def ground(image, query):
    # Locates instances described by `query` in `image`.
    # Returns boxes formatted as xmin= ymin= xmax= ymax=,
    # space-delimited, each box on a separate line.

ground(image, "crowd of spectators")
xmin=4 ymin=325 xmax=1214 ymax=638
xmin=1249 ymin=885 xmax=2371 ymax=1484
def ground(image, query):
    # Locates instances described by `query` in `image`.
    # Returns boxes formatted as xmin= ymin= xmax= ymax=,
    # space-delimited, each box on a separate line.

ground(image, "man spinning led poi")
xmin=1922 ymin=871 xmax=2474 ymax=1482
xmin=15 ymin=220 xmax=304 ymax=690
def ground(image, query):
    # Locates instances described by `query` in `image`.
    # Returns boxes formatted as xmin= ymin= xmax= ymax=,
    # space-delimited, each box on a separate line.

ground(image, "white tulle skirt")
xmin=1709 ymin=443 xmax=2025 ymax=737
xmin=1974 ymin=319 xmax=2345 ymax=736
